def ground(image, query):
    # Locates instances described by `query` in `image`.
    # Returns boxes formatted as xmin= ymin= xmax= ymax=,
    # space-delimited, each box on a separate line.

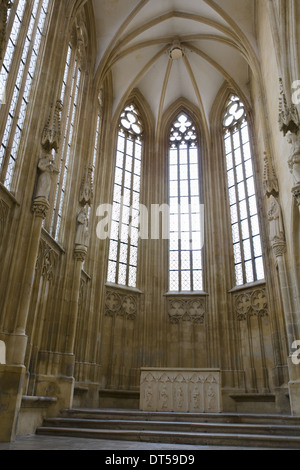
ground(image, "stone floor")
xmin=0 ymin=435 xmax=281 ymax=451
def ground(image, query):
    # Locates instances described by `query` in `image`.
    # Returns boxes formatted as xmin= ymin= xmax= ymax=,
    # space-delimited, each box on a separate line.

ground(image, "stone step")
xmin=36 ymin=425 xmax=300 ymax=449
xmin=36 ymin=409 xmax=300 ymax=449
xmin=61 ymin=408 xmax=300 ymax=425
xmin=41 ymin=416 xmax=300 ymax=437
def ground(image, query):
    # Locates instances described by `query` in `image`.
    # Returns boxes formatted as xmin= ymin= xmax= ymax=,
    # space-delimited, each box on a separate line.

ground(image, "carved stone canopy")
xmin=279 ymin=78 xmax=300 ymax=136
xmin=41 ymin=100 xmax=63 ymax=153
xmin=263 ymin=151 xmax=279 ymax=198
xmin=79 ymin=166 xmax=93 ymax=207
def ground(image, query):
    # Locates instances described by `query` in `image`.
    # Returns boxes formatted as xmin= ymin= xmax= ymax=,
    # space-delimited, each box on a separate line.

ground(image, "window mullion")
xmin=231 ymin=129 xmax=246 ymax=284
xmin=116 ymin=131 xmax=128 ymax=285
xmin=177 ymin=144 xmax=182 ymax=292
xmin=239 ymin=126 xmax=257 ymax=281
xmin=0 ymin=0 xmax=20 ymax=71
xmin=126 ymin=136 xmax=136 ymax=286
xmin=187 ymin=143 xmax=194 ymax=291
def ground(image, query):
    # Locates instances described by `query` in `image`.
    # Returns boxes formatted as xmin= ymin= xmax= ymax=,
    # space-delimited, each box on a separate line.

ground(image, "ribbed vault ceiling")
xmin=92 ymin=0 xmax=257 ymax=130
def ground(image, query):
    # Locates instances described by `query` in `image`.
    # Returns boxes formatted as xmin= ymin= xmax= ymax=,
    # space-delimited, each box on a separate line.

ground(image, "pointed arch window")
xmin=168 ymin=112 xmax=203 ymax=292
xmin=223 ymin=95 xmax=265 ymax=286
xmin=107 ymin=104 xmax=143 ymax=288
xmin=0 ymin=0 xmax=51 ymax=190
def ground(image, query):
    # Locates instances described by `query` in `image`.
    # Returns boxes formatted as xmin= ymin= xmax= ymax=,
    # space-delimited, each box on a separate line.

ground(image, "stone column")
xmin=277 ymin=83 xmax=300 ymax=414
xmin=54 ymin=169 xmax=92 ymax=408
xmin=62 ymin=242 xmax=87 ymax=376
xmin=65 ymin=169 xmax=92 ymax=359
xmin=0 ymin=102 xmax=62 ymax=441
xmin=7 ymin=198 xmax=50 ymax=366
xmin=268 ymin=207 xmax=300 ymax=415
xmin=7 ymin=101 xmax=61 ymax=365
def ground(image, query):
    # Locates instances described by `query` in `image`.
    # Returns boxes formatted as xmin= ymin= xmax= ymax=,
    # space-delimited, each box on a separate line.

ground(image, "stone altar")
xmin=140 ymin=368 xmax=222 ymax=413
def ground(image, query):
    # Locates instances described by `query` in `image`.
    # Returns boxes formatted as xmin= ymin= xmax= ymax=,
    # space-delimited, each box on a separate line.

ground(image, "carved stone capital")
xmin=272 ymin=239 xmax=287 ymax=258
xmin=32 ymin=196 xmax=50 ymax=219
xmin=74 ymin=245 xmax=87 ymax=262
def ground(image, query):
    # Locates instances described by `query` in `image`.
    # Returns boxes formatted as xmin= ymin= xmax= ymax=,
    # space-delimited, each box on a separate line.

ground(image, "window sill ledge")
xmin=164 ymin=291 xmax=209 ymax=297
xmin=105 ymin=282 xmax=143 ymax=295
xmin=228 ymin=279 xmax=266 ymax=294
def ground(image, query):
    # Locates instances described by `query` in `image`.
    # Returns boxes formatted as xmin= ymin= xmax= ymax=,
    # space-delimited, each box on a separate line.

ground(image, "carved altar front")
xmin=140 ymin=368 xmax=222 ymax=413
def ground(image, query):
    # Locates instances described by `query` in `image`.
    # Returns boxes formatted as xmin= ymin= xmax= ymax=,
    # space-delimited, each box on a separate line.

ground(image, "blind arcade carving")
xmin=140 ymin=368 xmax=222 ymax=413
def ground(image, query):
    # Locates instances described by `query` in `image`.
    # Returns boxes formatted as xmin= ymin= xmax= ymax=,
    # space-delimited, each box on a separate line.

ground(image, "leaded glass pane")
xmin=224 ymin=97 xmax=265 ymax=286
xmin=0 ymin=0 xmax=51 ymax=189
xmin=107 ymin=103 xmax=143 ymax=287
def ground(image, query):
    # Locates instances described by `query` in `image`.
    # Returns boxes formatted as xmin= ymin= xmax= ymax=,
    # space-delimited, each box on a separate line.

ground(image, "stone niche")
xmin=140 ymin=368 xmax=222 ymax=413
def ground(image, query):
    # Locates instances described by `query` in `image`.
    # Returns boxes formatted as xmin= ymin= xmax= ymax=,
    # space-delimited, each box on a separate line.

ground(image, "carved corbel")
xmin=32 ymin=198 xmax=50 ymax=219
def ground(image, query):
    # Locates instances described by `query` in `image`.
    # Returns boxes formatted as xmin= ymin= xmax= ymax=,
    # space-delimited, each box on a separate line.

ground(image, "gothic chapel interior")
xmin=1 ymin=0 xmax=300 ymax=446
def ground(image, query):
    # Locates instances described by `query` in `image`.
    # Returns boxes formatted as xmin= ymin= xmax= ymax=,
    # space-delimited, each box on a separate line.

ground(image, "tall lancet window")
xmin=223 ymin=95 xmax=265 ymax=286
xmin=107 ymin=104 xmax=143 ymax=288
xmin=168 ymin=113 xmax=203 ymax=292
xmin=50 ymin=40 xmax=85 ymax=241
xmin=0 ymin=0 xmax=50 ymax=190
